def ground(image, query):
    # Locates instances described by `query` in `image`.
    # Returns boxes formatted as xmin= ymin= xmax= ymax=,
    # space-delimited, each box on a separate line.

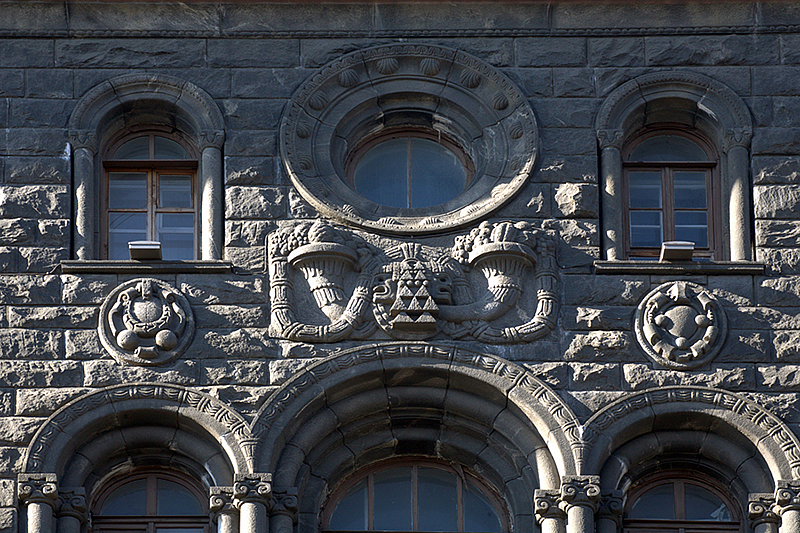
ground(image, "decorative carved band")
xmin=210 ymin=486 xmax=237 ymax=522
xmin=57 ymin=488 xmax=87 ymax=522
xmin=749 ymin=493 xmax=780 ymax=528
xmin=18 ymin=473 xmax=58 ymax=508
xmin=270 ymin=488 xmax=299 ymax=520
xmin=534 ymin=489 xmax=566 ymax=523
xmin=560 ymin=476 xmax=601 ymax=513
xmin=233 ymin=473 xmax=272 ymax=506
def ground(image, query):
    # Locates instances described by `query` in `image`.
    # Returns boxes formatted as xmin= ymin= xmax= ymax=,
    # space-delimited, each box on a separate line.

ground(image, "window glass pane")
xmin=463 ymin=481 xmax=502 ymax=533
xmin=628 ymin=172 xmax=662 ymax=209
xmin=373 ymin=467 xmax=412 ymax=531
xmin=353 ymin=138 xmax=410 ymax=208
xmin=154 ymin=136 xmax=189 ymax=160
xmin=628 ymin=135 xmax=709 ymax=162
xmin=629 ymin=483 xmax=676 ymax=520
xmin=109 ymin=173 xmax=147 ymax=209
xmin=673 ymin=171 xmax=708 ymax=209
xmin=158 ymin=213 xmax=194 ymax=260
xmin=112 ymin=137 xmax=151 ymax=159
xmin=685 ymin=484 xmax=732 ymax=521
xmin=329 ymin=480 xmax=368 ymax=531
xmin=630 ymin=211 xmax=663 ymax=248
xmin=675 ymin=211 xmax=708 ymax=247
xmin=109 ymin=213 xmax=147 ymax=260
xmin=159 ymin=175 xmax=192 ymax=208
xmin=408 ymin=138 xmax=466 ymax=208
xmin=418 ymin=467 xmax=457 ymax=532
xmin=156 ymin=479 xmax=203 ymax=516
xmin=98 ymin=479 xmax=147 ymax=516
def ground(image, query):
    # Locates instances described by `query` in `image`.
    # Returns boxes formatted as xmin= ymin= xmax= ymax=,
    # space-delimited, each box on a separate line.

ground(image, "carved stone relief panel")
xmin=268 ymin=220 xmax=557 ymax=344
xmin=98 ymin=278 xmax=195 ymax=366
xmin=634 ymin=281 xmax=727 ymax=370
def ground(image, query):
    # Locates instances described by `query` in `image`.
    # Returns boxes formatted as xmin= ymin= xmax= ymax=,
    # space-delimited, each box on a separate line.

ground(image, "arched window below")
xmin=624 ymin=473 xmax=743 ymax=533
xmin=323 ymin=460 xmax=507 ymax=533
xmin=92 ymin=470 xmax=210 ymax=533
xmin=103 ymin=129 xmax=199 ymax=260
xmin=623 ymin=130 xmax=721 ymax=260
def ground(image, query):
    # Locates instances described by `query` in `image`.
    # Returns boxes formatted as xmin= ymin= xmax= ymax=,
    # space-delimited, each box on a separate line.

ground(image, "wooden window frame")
xmin=622 ymin=129 xmax=722 ymax=260
xmin=101 ymin=130 xmax=199 ymax=260
xmin=91 ymin=470 xmax=210 ymax=533
xmin=322 ymin=458 xmax=508 ymax=533
xmin=623 ymin=473 xmax=743 ymax=533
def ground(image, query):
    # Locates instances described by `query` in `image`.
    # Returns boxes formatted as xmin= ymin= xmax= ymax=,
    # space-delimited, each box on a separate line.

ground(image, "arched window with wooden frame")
xmin=92 ymin=469 xmax=210 ymax=533
xmin=102 ymin=128 xmax=199 ymax=260
xmin=623 ymin=472 xmax=743 ymax=533
xmin=322 ymin=459 xmax=508 ymax=533
xmin=623 ymin=128 xmax=721 ymax=260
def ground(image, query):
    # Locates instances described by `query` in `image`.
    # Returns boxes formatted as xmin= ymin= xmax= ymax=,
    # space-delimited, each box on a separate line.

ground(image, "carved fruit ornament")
xmin=98 ymin=278 xmax=195 ymax=366
xmin=634 ymin=281 xmax=727 ymax=370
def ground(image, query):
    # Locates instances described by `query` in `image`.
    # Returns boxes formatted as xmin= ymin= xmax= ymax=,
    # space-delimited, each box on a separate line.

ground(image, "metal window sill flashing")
xmin=60 ymin=260 xmax=233 ymax=274
xmin=593 ymin=260 xmax=765 ymax=276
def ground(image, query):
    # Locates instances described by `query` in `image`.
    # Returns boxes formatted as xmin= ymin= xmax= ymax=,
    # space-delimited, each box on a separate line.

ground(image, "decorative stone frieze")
xmin=634 ymin=281 xmax=727 ymax=370
xmin=268 ymin=220 xmax=557 ymax=343
xmin=534 ymin=489 xmax=566 ymax=523
xmin=280 ymin=43 xmax=538 ymax=235
xmin=233 ymin=474 xmax=272 ymax=506
xmin=98 ymin=278 xmax=195 ymax=366
xmin=749 ymin=493 xmax=780 ymax=529
xmin=18 ymin=473 xmax=58 ymax=509
xmin=560 ymin=476 xmax=601 ymax=513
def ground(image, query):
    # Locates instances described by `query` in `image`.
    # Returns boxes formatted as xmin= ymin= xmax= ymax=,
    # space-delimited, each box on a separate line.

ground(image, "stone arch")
xmin=582 ymin=386 xmax=800 ymax=497
xmin=595 ymin=71 xmax=754 ymax=261
xmin=68 ymin=73 xmax=225 ymax=260
xmin=24 ymin=384 xmax=255 ymax=493
xmin=250 ymin=343 xmax=581 ymax=532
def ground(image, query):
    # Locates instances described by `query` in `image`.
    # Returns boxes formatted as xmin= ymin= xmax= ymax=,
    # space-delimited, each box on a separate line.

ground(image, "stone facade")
xmin=2 ymin=2 xmax=800 ymax=533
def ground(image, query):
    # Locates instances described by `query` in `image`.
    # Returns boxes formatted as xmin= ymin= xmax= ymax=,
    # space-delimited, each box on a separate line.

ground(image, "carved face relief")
xmin=634 ymin=281 xmax=727 ymax=370
xmin=98 ymin=278 xmax=195 ymax=366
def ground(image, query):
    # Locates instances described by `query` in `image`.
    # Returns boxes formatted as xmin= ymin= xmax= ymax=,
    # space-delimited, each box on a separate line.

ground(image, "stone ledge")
xmin=593 ymin=260 xmax=765 ymax=276
xmin=60 ymin=260 xmax=233 ymax=274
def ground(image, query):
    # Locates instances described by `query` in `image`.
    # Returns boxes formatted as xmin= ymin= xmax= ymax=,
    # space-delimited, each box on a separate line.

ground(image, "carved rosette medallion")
xmin=98 ymin=278 xmax=195 ymax=366
xmin=634 ymin=281 xmax=727 ymax=370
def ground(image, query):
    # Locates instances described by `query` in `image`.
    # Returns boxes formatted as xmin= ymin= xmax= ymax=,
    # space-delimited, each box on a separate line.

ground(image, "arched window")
xmin=92 ymin=470 xmax=210 ymax=533
xmin=103 ymin=129 xmax=198 ymax=260
xmin=623 ymin=130 xmax=720 ymax=259
xmin=323 ymin=461 xmax=507 ymax=533
xmin=624 ymin=473 xmax=743 ymax=533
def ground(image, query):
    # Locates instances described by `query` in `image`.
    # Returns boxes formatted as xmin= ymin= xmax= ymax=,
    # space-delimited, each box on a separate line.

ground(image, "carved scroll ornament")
xmin=268 ymin=220 xmax=557 ymax=343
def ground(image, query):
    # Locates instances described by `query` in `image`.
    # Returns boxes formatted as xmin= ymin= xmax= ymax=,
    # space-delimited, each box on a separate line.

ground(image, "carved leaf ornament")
xmin=268 ymin=220 xmax=558 ymax=343
xmin=634 ymin=281 xmax=727 ymax=370
xmin=98 ymin=278 xmax=195 ymax=366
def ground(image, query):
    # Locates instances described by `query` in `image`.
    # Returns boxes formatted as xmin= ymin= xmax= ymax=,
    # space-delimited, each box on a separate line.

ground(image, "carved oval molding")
xmin=98 ymin=278 xmax=195 ymax=366
xmin=280 ymin=44 xmax=539 ymax=235
xmin=633 ymin=281 xmax=727 ymax=370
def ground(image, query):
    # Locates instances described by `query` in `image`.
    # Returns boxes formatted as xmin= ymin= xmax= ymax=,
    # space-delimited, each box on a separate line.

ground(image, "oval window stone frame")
xmin=281 ymin=44 xmax=539 ymax=235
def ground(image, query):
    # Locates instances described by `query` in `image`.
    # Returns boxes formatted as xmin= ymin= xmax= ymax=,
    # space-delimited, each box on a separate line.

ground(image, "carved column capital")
xmin=18 ymin=473 xmax=58 ymax=509
xmin=560 ymin=475 xmax=601 ymax=513
xmin=723 ymin=127 xmax=752 ymax=152
xmin=199 ymin=130 xmax=225 ymax=151
xmin=68 ymin=129 xmax=99 ymax=153
xmin=749 ymin=493 xmax=780 ymax=528
xmin=210 ymin=486 xmax=237 ymax=523
xmin=57 ymin=488 xmax=87 ymax=522
xmin=534 ymin=489 xmax=566 ymax=524
xmin=597 ymin=129 xmax=624 ymax=150
xmin=233 ymin=473 xmax=272 ymax=507
xmin=596 ymin=490 xmax=624 ymax=526
xmin=776 ymin=480 xmax=800 ymax=514
xmin=270 ymin=488 xmax=299 ymax=521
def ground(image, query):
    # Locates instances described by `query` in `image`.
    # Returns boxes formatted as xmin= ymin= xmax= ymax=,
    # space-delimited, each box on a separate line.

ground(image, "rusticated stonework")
xmin=280 ymin=44 xmax=538 ymax=235
xmin=98 ymin=278 xmax=195 ymax=365
xmin=634 ymin=281 xmax=727 ymax=370
xmin=268 ymin=220 xmax=557 ymax=343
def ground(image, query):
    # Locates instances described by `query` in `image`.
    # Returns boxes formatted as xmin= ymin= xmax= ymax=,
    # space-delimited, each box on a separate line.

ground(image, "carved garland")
xmin=268 ymin=220 xmax=557 ymax=343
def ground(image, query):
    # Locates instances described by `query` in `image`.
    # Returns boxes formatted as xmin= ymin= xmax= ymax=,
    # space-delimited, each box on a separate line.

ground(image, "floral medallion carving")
xmin=98 ymin=278 xmax=195 ymax=366
xmin=268 ymin=220 xmax=557 ymax=343
xmin=634 ymin=281 xmax=727 ymax=370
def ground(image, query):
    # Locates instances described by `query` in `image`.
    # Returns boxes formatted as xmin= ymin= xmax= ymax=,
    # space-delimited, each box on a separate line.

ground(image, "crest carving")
xmin=634 ymin=281 xmax=727 ymax=370
xmin=268 ymin=220 xmax=557 ymax=343
xmin=98 ymin=278 xmax=195 ymax=366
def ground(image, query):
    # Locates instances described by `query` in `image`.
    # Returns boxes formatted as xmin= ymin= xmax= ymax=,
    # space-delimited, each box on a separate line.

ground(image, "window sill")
xmin=60 ymin=260 xmax=232 ymax=274
xmin=593 ymin=260 xmax=764 ymax=275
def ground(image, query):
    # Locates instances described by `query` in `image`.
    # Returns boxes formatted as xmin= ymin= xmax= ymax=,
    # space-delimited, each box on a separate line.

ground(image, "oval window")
xmin=349 ymin=134 xmax=471 ymax=209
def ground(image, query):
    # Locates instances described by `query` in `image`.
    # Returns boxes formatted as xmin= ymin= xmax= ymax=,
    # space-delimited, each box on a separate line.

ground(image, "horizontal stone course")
xmin=208 ymin=39 xmax=300 ymax=68
xmin=0 ymin=361 xmax=81 ymax=387
xmin=201 ymin=360 xmax=268 ymax=386
xmin=55 ymin=39 xmax=206 ymax=68
xmin=82 ymin=360 xmax=199 ymax=387
xmin=0 ymin=329 xmax=62 ymax=360
xmin=15 ymin=387 xmax=91 ymax=416
xmin=0 ymin=185 xmax=68 ymax=218
xmin=7 ymin=306 xmax=97 ymax=329
xmin=623 ymin=363 xmax=756 ymax=391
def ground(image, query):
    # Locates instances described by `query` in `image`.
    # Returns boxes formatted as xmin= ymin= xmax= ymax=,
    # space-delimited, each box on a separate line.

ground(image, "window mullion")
xmin=149 ymin=170 xmax=157 ymax=242
xmin=412 ymin=465 xmax=418 ymax=532
xmin=663 ymin=167 xmax=674 ymax=242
